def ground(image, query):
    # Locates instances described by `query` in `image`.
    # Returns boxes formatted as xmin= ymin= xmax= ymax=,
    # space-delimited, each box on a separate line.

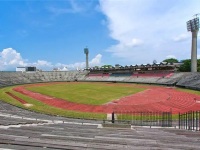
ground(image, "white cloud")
xmin=64 ymin=62 xmax=85 ymax=70
xmin=99 ymin=0 xmax=200 ymax=64
xmin=47 ymin=0 xmax=83 ymax=15
xmin=166 ymin=55 xmax=176 ymax=59
xmin=0 ymin=48 xmax=102 ymax=71
xmin=173 ymin=33 xmax=190 ymax=42
xmin=32 ymin=60 xmax=53 ymax=68
xmin=65 ymin=54 xmax=102 ymax=69
xmin=90 ymin=54 xmax=102 ymax=66
xmin=0 ymin=48 xmax=27 ymax=70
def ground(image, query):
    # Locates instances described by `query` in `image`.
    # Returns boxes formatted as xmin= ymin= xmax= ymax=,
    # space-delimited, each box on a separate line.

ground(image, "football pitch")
xmin=0 ymin=82 xmax=146 ymax=119
xmin=25 ymin=82 xmax=146 ymax=105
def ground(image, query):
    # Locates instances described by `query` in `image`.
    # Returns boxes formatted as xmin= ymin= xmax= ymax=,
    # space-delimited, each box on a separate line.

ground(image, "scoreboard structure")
xmin=26 ymin=67 xmax=36 ymax=72
xmin=16 ymin=66 xmax=36 ymax=72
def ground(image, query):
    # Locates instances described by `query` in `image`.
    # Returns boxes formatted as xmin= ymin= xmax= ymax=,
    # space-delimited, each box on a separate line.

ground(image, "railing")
xmin=179 ymin=111 xmax=200 ymax=131
xmin=108 ymin=111 xmax=172 ymax=127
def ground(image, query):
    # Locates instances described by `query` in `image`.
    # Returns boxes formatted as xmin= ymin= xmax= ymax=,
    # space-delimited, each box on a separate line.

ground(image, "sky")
xmin=0 ymin=0 xmax=199 ymax=71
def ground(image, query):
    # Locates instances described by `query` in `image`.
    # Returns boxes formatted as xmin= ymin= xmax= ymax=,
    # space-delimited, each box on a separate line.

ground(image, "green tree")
xmin=179 ymin=59 xmax=200 ymax=72
xmin=162 ymin=58 xmax=179 ymax=63
xmin=179 ymin=59 xmax=191 ymax=72
xmin=101 ymin=65 xmax=113 ymax=68
xmin=197 ymin=59 xmax=200 ymax=72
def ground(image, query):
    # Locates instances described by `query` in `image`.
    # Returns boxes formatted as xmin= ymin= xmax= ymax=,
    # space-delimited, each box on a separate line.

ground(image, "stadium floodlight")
xmin=187 ymin=14 xmax=199 ymax=72
xmin=187 ymin=17 xmax=199 ymax=32
xmin=84 ymin=47 xmax=89 ymax=70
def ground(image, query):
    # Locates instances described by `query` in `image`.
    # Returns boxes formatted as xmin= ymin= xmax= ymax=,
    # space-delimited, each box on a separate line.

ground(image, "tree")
xmin=178 ymin=59 xmax=200 ymax=72
xmin=94 ymin=66 xmax=99 ymax=68
xmin=162 ymin=58 xmax=179 ymax=63
xmin=179 ymin=59 xmax=191 ymax=72
xmin=101 ymin=65 xmax=113 ymax=68
xmin=197 ymin=59 xmax=200 ymax=72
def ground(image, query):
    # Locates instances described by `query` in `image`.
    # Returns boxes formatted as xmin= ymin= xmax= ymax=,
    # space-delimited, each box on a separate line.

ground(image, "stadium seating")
xmin=0 ymin=101 xmax=200 ymax=149
xmin=0 ymin=71 xmax=190 ymax=87
xmin=132 ymin=72 xmax=173 ymax=78
xmin=176 ymin=73 xmax=200 ymax=90
xmin=110 ymin=73 xmax=132 ymax=77
xmin=0 ymin=71 xmax=199 ymax=89
xmin=88 ymin=73 xmax=110 ymax=77
xmin=0 ymin=71 xmax=82 ymax=87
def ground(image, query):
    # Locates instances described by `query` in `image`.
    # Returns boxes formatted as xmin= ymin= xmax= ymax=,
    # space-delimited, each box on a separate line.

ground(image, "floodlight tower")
xmin=187 ymin=14 xmax=199 ymax=72
xmin=84 ymin=47 xmax=89 ymax=69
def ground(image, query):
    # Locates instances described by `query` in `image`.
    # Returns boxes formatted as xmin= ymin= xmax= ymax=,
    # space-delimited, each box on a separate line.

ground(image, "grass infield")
xmin=1 ymin=82 xmax=200 ymax=120
xmin=0 ymin=85 xmax=106 ymax=120
xmin=0 ymin=82 xmax=145 ymax=120
xmin=25 ymin=82 xmax=146 ymax=105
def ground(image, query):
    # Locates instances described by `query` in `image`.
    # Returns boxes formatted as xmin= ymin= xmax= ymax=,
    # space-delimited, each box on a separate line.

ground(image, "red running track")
xmin=6 ymin=92 xmax=27 ymax=104
xmin=12 ymin=84 xmax=200 ymax=114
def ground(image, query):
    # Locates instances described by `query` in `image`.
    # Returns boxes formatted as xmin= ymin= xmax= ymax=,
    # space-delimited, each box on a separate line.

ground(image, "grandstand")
xmin=0 ymin=69 xmax=198 ymax=90
xmin=177 ymin=73 xmax=200 ymax=90
xmin=0 ymin=71 xmax=79 ymax=87
xmin=0 ymin=71 xmax=183 ymax=87
xmin=0 ymin=101 xmax=200 ymax=149
xmin=80 ymin=62 xmax=187 ymax=85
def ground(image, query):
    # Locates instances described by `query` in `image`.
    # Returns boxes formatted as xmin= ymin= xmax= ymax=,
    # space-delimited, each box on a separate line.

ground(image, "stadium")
xmin=0 ymin=24 xmax=200 ymax=150
xmin=0 ymin=1 xmax=200 ymax=149
xmin=0 ymin=59 xmax=200 ymax=149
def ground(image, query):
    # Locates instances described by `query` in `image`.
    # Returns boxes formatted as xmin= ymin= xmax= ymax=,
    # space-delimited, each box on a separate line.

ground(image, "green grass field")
xmin=26 ymin=82 xmax=146 ymax=105
xmin=0 ymin=85 xmax=106 ymax=120
xmin=0 ymin=82 xmax=145 ymax=120
xmin=176 ymin=88 xmax=200 ymax=95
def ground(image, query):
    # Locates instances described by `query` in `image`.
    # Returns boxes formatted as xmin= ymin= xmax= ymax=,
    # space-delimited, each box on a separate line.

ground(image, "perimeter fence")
xmin=179 ymin=111 xmax=200 ymax=131
xmin=109 ymin=111 xmax=173 ymax=127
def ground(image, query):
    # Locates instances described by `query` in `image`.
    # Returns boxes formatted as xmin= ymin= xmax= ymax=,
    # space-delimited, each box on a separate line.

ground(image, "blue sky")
xmin=0 ymin=0 xmax=199 ymax=71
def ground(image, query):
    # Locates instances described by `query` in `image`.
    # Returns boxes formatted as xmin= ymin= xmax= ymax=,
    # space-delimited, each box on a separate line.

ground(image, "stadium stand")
xmin=0 ymin=71 xmax=80 ymax=87
xmin=81 ymin=62 xmax=187 ymax=85
xmin=0 ymin=71 xmax=196 ymax=87
xmin=0 ymin=67 xmax=200 ymax=90
xmin=0 ymin=101 xmax=200 ymax=149
xmin=177 ymin=72 xmax=200 ymax=90
xmin=81 ymin=72 xmax=186 ymax=85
